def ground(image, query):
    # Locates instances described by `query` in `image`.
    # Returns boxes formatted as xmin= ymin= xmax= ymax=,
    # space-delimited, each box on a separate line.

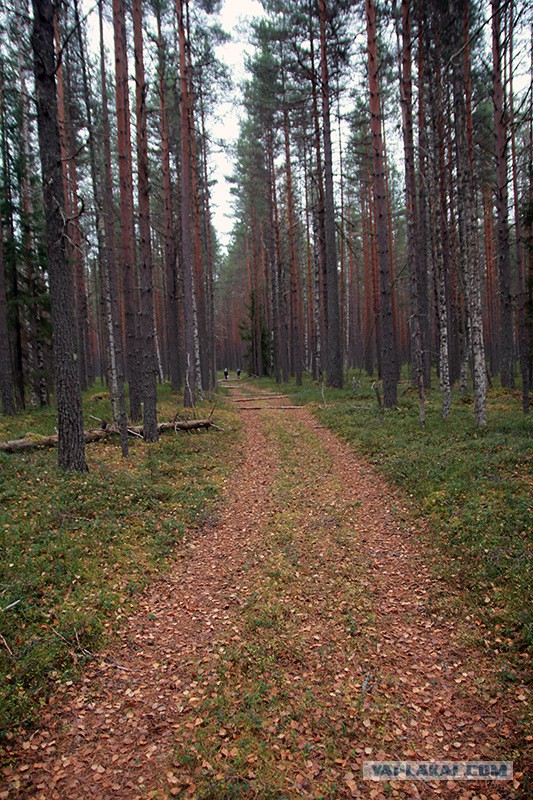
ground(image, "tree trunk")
xmin=113 ymin=0 xmax=142 ymax=421
xmin=132 ymin=0 xmax=158 ymax=442
xmin=304 ymin=9 xmax=325 ymax=380
xmin=282 ymin=101 xmax=303 ymax=385
xmin=397 ymin=0 xmax=425 ymax=425
xmin=98 ymin=0 xmax=129 ymax=457
xmin=271 ymin=145 xmax=289 ymax=383
xmin=54 ymin=18 xmax=90 ymax=393
xmin=155 ymin=6 xmax=181 ymax=392
xmin=492 ymin=0 xmax=514 ymax=388
xmin=361 ymin=183 xmax=374 ymax=376
xmin=450 ymin=0 xmax=487 ymax=426
xmin=176 ymin=0 xmax=197 ymax=407
xmin=0 ymin=416 xmax=219 ymax=453
xmin=483 ymin=183 xmax=498 ymax=376
xmin=75 ymin=0 xmax=108 ymax=389
xmin=31 ymin=0 xmax=88 ymax=471
xmin=183 ymin=2 xmax=207 ymax=397
xmin=308 ymin=14 xmax=326 ymax=381
xmin=416 ymin=1 xmax=432 ymax=388
xmin=369 ymin=178 xmax=382 ymax=378
xmin=0 ymin=67 xmax=25 ymax=410
xmin=0 ymin=206 xmax=15 ymax=415
xmin=427 ymin=26 xmax=451 ymax=417
xmin=318 ymin=0 xmax=342 ymax=388
xmin=267 ymin=129 xmax=282 ymax=383
xmin=249 ymin=197 xmax=264 ymax=378
xmin=15 ymin=44 xmax=50 ymax=409
xmin=366 ymin=0 xmax=397 ymax=406
xmin=508 ymin=0 xmax=529 ymax=412
xmin=198 ymin=80 xmax=216 ymax=391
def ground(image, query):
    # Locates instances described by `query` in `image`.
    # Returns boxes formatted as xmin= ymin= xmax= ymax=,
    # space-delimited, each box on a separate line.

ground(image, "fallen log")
xmin=237 ymin=406 xmax=302 ymax=410
xmin=0 ymin=418 xmax=219 ymax=454
xmin=230 ymin=395 xmax=288 ymax=402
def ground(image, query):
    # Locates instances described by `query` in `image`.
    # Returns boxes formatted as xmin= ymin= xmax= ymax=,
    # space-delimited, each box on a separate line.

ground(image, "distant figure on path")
xmin=237 ymin=368 xmax=241 ymax=380
xmin=224 ymin=368 xmax=229 ymax=380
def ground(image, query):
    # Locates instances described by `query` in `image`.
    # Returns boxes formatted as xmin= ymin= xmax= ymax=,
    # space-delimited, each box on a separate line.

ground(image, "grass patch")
xmin=246 ymin=373 xmax=532 ymax=666
xmin=0 ymin=383 xmax=239 ymax=736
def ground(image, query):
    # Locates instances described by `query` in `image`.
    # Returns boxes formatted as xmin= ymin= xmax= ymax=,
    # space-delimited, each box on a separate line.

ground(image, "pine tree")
xmin=31 ymin=0 xmax=87 ymax=471
xmin=365 ymin=0 xmax=397 ymax=406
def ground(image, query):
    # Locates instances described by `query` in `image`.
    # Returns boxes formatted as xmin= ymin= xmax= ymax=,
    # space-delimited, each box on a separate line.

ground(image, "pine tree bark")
xmin=0 ymin=207 xmax=15 ymax=415
xmin=267 ymin=129 xmax=282 ymax=383
xmin=249 ymin=193 xmax=264 ymax=378
xmin=365 ymin=0 xmax=397 ymax=406
xmin=271 ymin=145 xmax=289 ymax=383
xmin=318 ymin=0 xmax=342 ymax=388
xmin=361 ymin=183 xmax=374 ymax=376
xmin=282 ymin=101 xmax=303 ymax=385
xmin=416 ymin=0 xmax=431 ymax=388
xmin=492 ymin=0 xmax=514 ymax=388
xmin=508 ymin=0 xmax=529 ymax=412
xmin=482 ymin=183 xmax=497 ymax=375
xmin=31 ymin=0 xmax=87 ymax=471
xmin=369 ymin=179 xmax=382 ymax=378
xmin=302 ymin=135 xmax=316 ymax=377
xmin=397 ymin=0 xmax=425 ymax=424
xmin=427 ymin=25 xmax=451 ymax=417
xmin=0 ymin=67 xmax=25 ymax=410
xmin=75 ymin=0 xmax=108 ymax=393
xmin=309 ymin=16 xmax=325 ymax=380
xmin=132 ymin=0 xmax=158 ymax=441
xmin=185 ymin=20 xmax=208 ymax=397
xmin=16 ymin=47 xmax=49 ymax=408
xmin=98 ymin=0 xmax=129 ymax=457
xmin=53 ymin=18 xmax=90 ymax=392
xmin=450 ymin=0 xmax=487 ymax=426
xmin=113 ymin=0 xmax=142 ymax=420
xmin=197 ymin=79 xmax=216 ymax=391
xmin=176 ymin=0 xmax=197 ymax=406
xmin=155 ymin=6 xmax=181 ymax=392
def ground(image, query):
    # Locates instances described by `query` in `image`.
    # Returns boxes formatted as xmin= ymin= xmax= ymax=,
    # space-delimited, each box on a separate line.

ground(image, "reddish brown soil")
xmin=1 ymin=386 xmax=529 ymax=799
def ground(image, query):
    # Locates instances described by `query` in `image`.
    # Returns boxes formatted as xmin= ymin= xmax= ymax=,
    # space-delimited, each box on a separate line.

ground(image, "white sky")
xmin=81 ymin=0 xmax=532 ymax=255
xmin=208 ymin=0 xmax=265 ymax=250
xmin=81 ymin=0 xmax=263 ymax=253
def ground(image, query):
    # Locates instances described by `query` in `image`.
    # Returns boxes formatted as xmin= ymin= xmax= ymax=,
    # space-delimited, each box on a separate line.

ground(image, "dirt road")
xmin=1 ymin=386 xmax=527 ymax=799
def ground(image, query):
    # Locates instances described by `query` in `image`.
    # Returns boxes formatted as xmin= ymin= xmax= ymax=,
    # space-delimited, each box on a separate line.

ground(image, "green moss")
xmin=0 ymin=384 xmax=240 ymax=734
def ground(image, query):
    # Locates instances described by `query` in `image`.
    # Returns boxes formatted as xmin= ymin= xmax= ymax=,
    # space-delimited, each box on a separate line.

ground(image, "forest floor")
xmin=1 ymin=384 xmax=530 ymax=799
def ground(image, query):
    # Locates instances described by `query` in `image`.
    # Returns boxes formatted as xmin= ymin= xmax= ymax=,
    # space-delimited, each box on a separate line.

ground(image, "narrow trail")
xmin=1 ymin=385 xmax=528 ymax=799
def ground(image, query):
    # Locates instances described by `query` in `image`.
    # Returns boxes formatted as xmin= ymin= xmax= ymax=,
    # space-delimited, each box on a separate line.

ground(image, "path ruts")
xmin=1 ymin=396 xmax=278 ymax=799
xmin=1 ymin=385 xmax=528 ymax=799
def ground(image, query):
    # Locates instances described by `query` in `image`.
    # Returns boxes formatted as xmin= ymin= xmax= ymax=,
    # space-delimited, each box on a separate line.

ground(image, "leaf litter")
xmin=0 ymin=385 xmax=530 ymax=799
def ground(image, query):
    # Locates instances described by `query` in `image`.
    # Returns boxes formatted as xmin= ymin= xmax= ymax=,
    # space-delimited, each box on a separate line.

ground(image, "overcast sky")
xmin=82 ymin=0 xmax=262 ymax=253
xmin=208 ymin=0 xmax=265 ymax=250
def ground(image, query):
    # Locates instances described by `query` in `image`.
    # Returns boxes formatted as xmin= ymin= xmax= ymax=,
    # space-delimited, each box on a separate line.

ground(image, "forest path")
xmin=1 ymin=385 xmax=527 ymax=799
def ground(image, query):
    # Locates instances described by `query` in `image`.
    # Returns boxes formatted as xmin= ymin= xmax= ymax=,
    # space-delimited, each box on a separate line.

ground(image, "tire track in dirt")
xmin=277 ymin=404 xmax=527 ymax=798
xmin=153 ymin=387 xmax=527 ymax=799
xmin=1 ymin=395 xmax=279 ymax=800
xmin=1 ymin=386 xmax=528 ymax=799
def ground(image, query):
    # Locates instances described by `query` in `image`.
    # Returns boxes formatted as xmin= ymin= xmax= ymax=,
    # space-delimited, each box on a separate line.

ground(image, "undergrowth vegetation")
xmin=1 ymin=373 xmax=530 ymax=754
xmin=245 ymin=373 xmax=532 ymax=670
xmin=0 ymin=384 xmax=239 ymax=735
